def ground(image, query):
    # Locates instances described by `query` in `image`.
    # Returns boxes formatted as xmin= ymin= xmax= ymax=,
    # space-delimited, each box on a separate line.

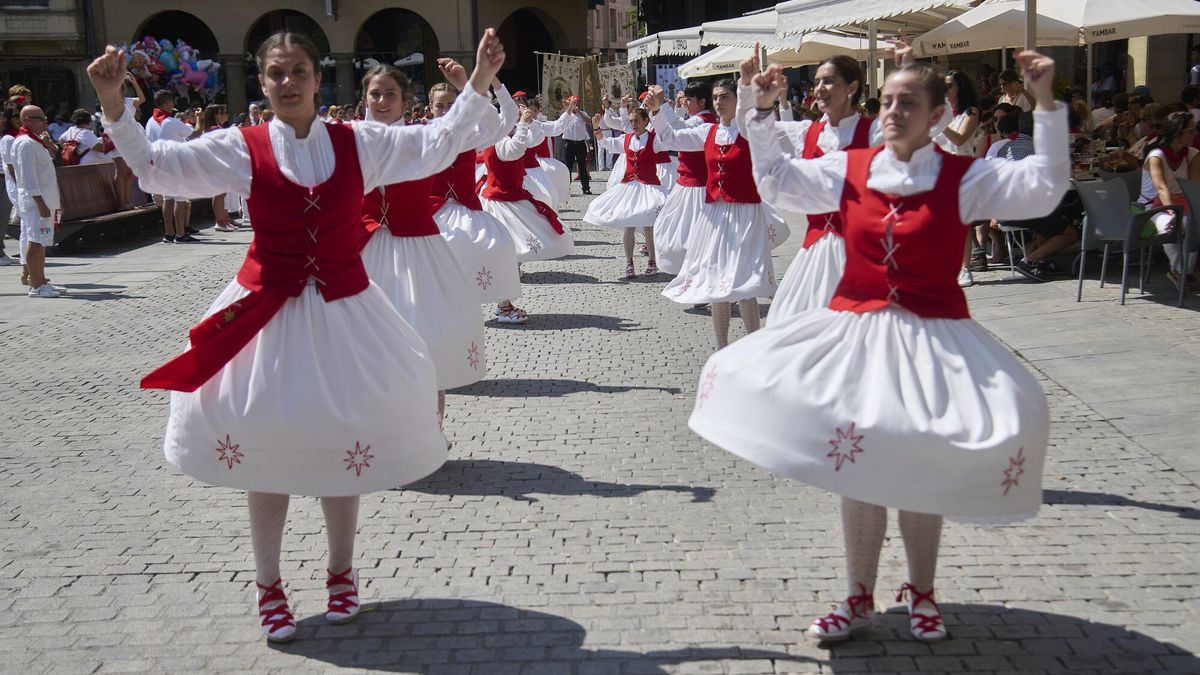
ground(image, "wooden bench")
xmin=4 ymin=162 xmax=157 ymax=247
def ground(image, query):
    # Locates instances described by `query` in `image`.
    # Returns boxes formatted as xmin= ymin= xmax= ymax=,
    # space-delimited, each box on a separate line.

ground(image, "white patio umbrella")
xmin=677 ymin=34 xmax=873 ymax=80
xmin=913 ymin=1 xmax=1079 ymax=56
xmin=912 ymin=0 xmax=1200 ymax=104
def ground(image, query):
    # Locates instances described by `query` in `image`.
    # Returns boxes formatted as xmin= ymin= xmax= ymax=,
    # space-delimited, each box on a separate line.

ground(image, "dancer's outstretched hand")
xmin=437 ymin=58 xmax=468 ymax=91
xmin=468 ymin=28 xmax=506 ymax=95
xmin=752 ymin=64 xmax=787 ymax=111
xmin=87 ymin=46 xmax=128 ymax=121
xmin=739 ymin=44 xmax=761 ymax=86
xmin=1015 ymin=50 xmax=1056 ymax=111
xmin=645 ymin=85 xmax=664 ymax=113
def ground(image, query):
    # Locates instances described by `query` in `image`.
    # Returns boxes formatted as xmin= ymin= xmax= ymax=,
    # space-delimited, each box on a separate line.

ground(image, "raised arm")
xmin=745 ymin=64 xmax=844 ymax=213
xmin=478 ymin=82 xmax=519 ymax=150
xmin=358 ymin=85 xmax=494 ymax=189
xmin=495 ymin=107 xmax=535 ymax=160
xmin=645 ymin=86 xmax=707 ymax=151
xmin=959 ymin=51 xmax=1069 ymax=222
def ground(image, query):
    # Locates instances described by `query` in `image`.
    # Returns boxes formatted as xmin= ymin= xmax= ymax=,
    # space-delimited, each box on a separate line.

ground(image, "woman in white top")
xmin=58 ymin=108 xmax=108 ymax=165
xmin=87 ymin=29 xmax=506 ymax=643
xmin=936 ymin=70 xmax=984 ymax=287
xmin=1140 ymin=111 xmax=1200 ymax=289
xmin=998 ymin=68 xmax=1033 ymax=112
xmin=584 ymin=107 xmax=670 ymax=278
xmin=690 ymin=51 xmax=1066 ymax=644
xmin=649 ymin=78 xmax=787 ymax=350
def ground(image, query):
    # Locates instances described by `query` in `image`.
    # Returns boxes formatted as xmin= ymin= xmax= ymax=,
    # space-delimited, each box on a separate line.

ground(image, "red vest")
xmin=676 ymin=111 xmax=717 ymax=187
xmin=522 ymin=145 xmax=542 ymax=169
xmin=704 ymin=125 xmax=760 ymax=204
xmin=361 ymin=177 xmax=440 ymax=246
xmin=533 ymin=137 xmax=552 ymax=158
xmin=142 ymin=122 xmax=367 ymax=392
xmin=802 ymin=116 xmax=874 ymax=248
xmin=480 ymin=146 xmax=564 ymax=234
xmin=830 ymin=145 xmax=975 ymax=319
xmin=430 ymin=149 xmax=483 ymax=213
xmin=621 ymin=132 xmax=662 ymax=185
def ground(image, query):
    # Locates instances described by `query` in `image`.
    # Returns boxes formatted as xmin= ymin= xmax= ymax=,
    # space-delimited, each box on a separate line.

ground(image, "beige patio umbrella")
xmin=677 ymin=33 xmax=873 ymax=80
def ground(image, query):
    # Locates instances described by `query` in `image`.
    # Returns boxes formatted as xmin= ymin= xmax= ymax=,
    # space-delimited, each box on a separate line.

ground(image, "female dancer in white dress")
xmin=766 ymin=55 xmax=880 ymax=322
xmin=89 ymin=30 xmax=506 ymax=642
xmin=479 ymin=102 xmax=575 ymax=323
xmin=583 ymin=107 xmax=670 ymax=278
xmin=688 ymin=53 xmax=1065 ymax=643
xmin=358 ymin=61 xmax=494 ymax=421
xmin=645 ymin=82 xmax=716 ymax=276
xmin=649 ymin=80 xmax=787 ymax=350
xmin=524 ymin=96 xmax=571 ymax=208
xmin=935 ymin=69 xmax=984 ymax=288
xmin=427 ymin=80 xmax=525 ymax=317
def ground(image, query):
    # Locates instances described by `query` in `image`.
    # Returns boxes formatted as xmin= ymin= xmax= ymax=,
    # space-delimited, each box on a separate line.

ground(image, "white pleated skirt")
xmin=662 ymin=201 xmax=783 ymax=304
xmin=582 ymin=180 xmax=668 ymax=230
xmin=652 ymin=184 xmax=707 ymax=275
xmin=657 ymin=158 xmax=678 ymax=189
xmin=481 ymin=197 xmax=576 ymax=261
xmin=688 ymin=306 xmax=1049 ymax=523
xmin=361 ymin=229 xmax=487 ymax=389
xmin=539 ymin=157 xmax=571 ymax=206
xmin=163 ymin=281 xmax=447 ymax=497
xmin=434 ymin=200 xmax=522 ymax=303
xmin=767 ymin=231 xmax=846 ymax=323
xmin=523 ymin=169 xmax=559 ymax=214
xmin=607 ymin=155 xmax=626 ymax=190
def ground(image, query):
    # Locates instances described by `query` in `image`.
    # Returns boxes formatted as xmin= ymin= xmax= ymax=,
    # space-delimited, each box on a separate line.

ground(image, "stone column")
xmin=222 ymin=54 xmax=248 ymax=116
xmin=334 ymin=53 xmax=355 ymax=105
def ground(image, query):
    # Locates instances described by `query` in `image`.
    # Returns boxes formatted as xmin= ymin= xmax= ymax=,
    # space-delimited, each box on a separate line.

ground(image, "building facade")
xmin=4 ymin=0 xmax=587 ymax=118
xmin=0 ymin=0 xmax=90 ymax=117
xmin=586 ymin=0 xmax=634 ymax=62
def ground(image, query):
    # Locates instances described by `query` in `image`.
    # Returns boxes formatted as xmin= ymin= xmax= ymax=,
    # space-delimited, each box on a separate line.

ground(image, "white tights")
xmin=248 ymin=492 xmax=359 ymax=585
xmin=711 ymin=299 xmax=761 ymax=349
xmin=841 ymin=497 xmax=942 ymax=603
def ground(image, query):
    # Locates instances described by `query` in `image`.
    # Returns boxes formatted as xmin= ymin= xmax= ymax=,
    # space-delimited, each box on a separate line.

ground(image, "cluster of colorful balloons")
xmin=122 ymin=36 xmax=223 ymax=102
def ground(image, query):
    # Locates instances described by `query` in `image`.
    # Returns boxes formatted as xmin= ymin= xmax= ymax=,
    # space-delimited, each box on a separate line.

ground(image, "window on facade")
xmin=0 ymin=0 xmax=51 ymax=8
xmin=609 ymin=8 xmax=617 ymax=43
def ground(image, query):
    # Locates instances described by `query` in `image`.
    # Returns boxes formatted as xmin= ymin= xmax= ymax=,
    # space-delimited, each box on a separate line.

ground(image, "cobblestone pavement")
xmin=1 ymin=179 xmax=1199 ymax=674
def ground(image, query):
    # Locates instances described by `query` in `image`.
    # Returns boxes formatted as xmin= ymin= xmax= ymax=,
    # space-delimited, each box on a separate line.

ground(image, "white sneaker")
xmin=0 ymin=255 xmax=17 ymax=266
xmin=28 ymin=283 xmax=61 ymax=298
xmin=957 ymin=267 xmax=974 ymax=288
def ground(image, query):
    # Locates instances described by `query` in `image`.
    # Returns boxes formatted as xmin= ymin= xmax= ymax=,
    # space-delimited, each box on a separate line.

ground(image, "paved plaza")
xmin=1 ymin=181 xmax=1199 ymax=674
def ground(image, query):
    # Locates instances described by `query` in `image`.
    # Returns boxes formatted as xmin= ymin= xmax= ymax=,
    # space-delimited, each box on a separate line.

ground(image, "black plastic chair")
xmin=1171 ymin=178 xmax=1200 ymax=307
xmin=1074 ymin=178 xmax=1179 ymax=305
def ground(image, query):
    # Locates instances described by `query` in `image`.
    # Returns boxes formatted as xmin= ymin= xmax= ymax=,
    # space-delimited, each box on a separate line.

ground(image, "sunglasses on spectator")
xmin=25 ymin=115 xmax=47 ymax=121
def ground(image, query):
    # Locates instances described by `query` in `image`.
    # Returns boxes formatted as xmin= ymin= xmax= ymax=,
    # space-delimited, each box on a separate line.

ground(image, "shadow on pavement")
xmin=405 ymin=459 xmax=715 ymax=503
xmin=817 ymin=603 xmax=1200 ymax=672
xmin=570 ymin=239 xmax=608 ymax=246
xmin=275 ymin=598 xmax=807 ymax=672
xmin=274 ymin=599 xmax=1199 ymax=672
xmin=1044 ymin=488 xmax=1200 ymax=519
xmin=453 ymin=377 xmax=679 ymax=397
xmin=520 ymin=271 xmax=604 ymax=285
xmin=487 ymin=313 xmax=649 ymax=332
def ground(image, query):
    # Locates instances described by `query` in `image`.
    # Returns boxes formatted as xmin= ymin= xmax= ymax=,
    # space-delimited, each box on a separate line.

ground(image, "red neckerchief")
xmin=1006 ymin=132 xmax=1020 ymax=141
xmin=152 ymin=108 xmax=171 ymax=124
xmin=16 ymin=125 xmax=55 ymax=152
xmin=1161 ymin=145 xmax=1188 ymax=171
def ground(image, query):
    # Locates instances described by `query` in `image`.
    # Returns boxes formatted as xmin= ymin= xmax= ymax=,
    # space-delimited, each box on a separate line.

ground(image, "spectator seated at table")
xmin=1139 ymin=110 xmax=1200 ymax=290
xmin=1004 ymin=112 xmax=1083 ymax=282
